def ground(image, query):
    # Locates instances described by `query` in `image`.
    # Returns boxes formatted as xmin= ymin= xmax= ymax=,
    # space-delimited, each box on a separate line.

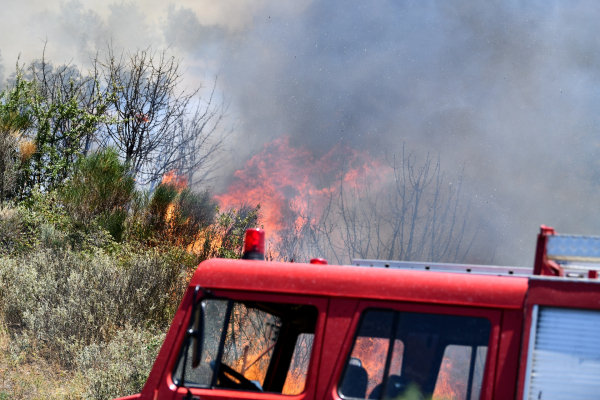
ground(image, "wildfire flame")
xmin=432 ymin=346 xmax=471 ymax=400
xmin=351 ymin=337 xmax=391 ymax=397
xmin=349 ymin=338 xmax=470 ymax=400
xmin=221 ymin=340 xmax=309 ymax=395
xmin=216 ymin=136 xmax=381 ymax=253
xmin=159 ymin=170 xmax=188 ymax=226
xmin=162 ymin=170 xmax=188 ymax=191
xmin=219 ymin=306 xmax=312 ymax=395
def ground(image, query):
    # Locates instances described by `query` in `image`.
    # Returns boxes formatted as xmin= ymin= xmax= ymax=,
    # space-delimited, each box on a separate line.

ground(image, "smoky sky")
xmin=0 ymin=51 xmax=4 ymax=87
xmin=2 ymin=0 xmax=600 ymax=265
xmin=215 ymin=0 xmax=600 ymax=265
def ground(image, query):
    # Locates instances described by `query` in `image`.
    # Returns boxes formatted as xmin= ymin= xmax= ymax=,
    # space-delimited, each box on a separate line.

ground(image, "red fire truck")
xmin=116 ymin=225 xmax=600 ymax=400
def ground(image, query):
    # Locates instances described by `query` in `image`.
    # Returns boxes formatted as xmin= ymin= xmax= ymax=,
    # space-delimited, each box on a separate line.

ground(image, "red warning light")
xmin=310 ymin=258 xmax=328 ymax=265
xmin=242 ymin=228 xmax=265 ymax=260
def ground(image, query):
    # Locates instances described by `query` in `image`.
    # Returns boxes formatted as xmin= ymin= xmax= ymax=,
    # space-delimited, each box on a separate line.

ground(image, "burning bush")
xmin=148 ymin=180 xmax=217 ymax=246
xmin=194 ymin=204 xmax=260 ymax=259
xmin=0 ymin=48 xmax=242 ymax=399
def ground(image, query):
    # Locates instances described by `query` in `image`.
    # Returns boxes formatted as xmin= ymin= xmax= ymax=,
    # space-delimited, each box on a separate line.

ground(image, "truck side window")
xmin=282 ymin=333 xmax=314 ymax=395
xmin=220 ymin=302 xmax=282 ymax=389
xmin=339 ymin=309 xmax=491 ymax=400
xmin=173 ymin=299 xmax=318 ymax=395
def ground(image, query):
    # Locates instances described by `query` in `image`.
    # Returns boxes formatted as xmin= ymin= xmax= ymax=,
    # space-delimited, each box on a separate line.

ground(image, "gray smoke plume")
xmin=2 ymin=0 xmax=600 ymax=265
xmin=0 ymin=51 xmax=4 ymax=90
xmin=208 ymin=0 xmax=600 ymax=265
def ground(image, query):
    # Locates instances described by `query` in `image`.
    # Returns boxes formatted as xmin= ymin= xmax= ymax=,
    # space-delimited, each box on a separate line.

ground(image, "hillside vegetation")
xmin=0 ymin=52 xmax=258 ymax=399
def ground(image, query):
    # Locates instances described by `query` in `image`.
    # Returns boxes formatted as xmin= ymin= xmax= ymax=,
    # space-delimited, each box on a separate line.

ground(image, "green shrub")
xmin=170 ymin=188 xmax=217 ymax=244
xmin=97 ymin=209 xmax=128 ymax=243
xmin=123 ymin=189 xmax=152 ymax=242
xmin=147 ymin=183 xmax=179 ymax=233
xmin=0 ymin=130 xmax=21 ymax=201
xmin=0 ymin=205 xmax=25 ymax=254
xmin=0 ymin=77 xmax=33 ymax=202
xmin=212 ymin=204 xmax=260 ymax=259
xmin=0 ymin=247 xmax=189 ymax=368
xmin=77 ymin=326 xmax=165 ymax=400
xmin=59 ymin=147 xmax=135 ymax=241
xmin=0 ymin=202 xmax=50 ymax=255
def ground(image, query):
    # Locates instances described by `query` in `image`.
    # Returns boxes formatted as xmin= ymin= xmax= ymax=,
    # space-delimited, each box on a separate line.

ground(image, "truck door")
xmin=166 ymin=291 xmax=328 ymax=400
xmin=325 ymin=301 xmax=501 ymax=400
xmin=517 ymin=278 xmax=600 ymax=400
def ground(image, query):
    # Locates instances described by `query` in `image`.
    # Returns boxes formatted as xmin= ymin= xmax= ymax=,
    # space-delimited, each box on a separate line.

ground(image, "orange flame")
xmin=351 ymin=337 xmax=390 ymax=397
xmin=216 ymin=136 xmax=381 ymax=253
xmin=161 ymin=170 xmax=188 ymax=224
xmin=349 ymin=339 xmax=470 ymax=400
xmin=162 ymin=170 xmax=188 ymax=191
xmin=432 ymin=346 xmax=471 ymax=400
xmin=219 ymin=305 xmax=313 ymax=395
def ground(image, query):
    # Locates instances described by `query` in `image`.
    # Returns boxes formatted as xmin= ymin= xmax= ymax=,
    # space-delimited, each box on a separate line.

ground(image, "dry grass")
xmin=0 ymin=326 xmax=87 ymax=399
xmin=18 ymin=140 xmax=36 ymax=163
xmin=0 ymin=323 xmax=165 ymax=400
xmin=0 ymin=245 xmax=189 ymax=399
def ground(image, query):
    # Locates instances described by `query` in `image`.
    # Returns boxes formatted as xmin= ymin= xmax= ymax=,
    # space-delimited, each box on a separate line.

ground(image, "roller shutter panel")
xmin=524 ymin=306 xmax=600 ymax=400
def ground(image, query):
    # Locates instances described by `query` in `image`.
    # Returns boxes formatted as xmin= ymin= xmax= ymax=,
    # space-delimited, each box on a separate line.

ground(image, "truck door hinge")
xmin=183 ymin=389 xmax=200 ymax=400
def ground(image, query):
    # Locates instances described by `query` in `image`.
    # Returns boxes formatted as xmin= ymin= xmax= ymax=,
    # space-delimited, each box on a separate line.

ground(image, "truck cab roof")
xmin=192 ymin=259 xmax=528 ymax=309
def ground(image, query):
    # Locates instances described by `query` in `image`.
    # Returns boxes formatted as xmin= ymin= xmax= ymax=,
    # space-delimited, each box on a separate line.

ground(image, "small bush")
xmin=148 ymin=183 xmax=179 ymax=232
xmin=0 ymin=130 xmax=20 ymax=201
xmin=59 ymin=147 xmax=135 ymax=240
xmin=97 ymin=209 xmax=128 ymax=242
xmin=0 ymin=202 xmax=51 ymax=255
xmin=0 ymin=81 xmax=33 ymax=201
xmin=0 ymin=205 xmax=24 ymax=254
xmin=170 ymin=188 xmax=217 ymax=244
xmin=78 ymin=326 xmax=165 ymax=400
xmin=0 ymin=247 xmax=190 ymax=368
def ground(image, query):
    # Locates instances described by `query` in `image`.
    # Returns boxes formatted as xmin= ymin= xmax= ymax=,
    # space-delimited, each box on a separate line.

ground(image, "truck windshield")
xmin=173 ymin=298 xmax=318 ymax=395
xmin=339 ymin=309 xmax=490 ymax=400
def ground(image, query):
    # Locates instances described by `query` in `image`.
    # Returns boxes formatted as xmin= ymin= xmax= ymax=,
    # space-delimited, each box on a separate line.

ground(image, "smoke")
xmin=2 ymin=0 xmax=600 ymax=265
xmin=212 ymin=0 xmax=600 ymax=265
xmin=0 ymin=51 xmax=4 ymax=89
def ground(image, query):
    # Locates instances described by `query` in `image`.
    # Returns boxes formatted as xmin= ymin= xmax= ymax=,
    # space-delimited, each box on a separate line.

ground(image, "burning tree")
xmin=0 ymin=45 xmax=231 ymax=218
xmin=325 ymin=147 xmax=480 ymax=264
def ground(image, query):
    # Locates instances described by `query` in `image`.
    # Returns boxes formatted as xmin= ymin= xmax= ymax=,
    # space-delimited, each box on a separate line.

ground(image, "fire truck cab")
xmin=119 ymin=226 xmax=600 ymax=400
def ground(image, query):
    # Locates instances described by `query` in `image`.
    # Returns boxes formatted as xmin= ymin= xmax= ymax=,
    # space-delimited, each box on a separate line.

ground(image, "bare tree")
xmin=97 ymin=46 xmax=229 ymax=188
xmin=270 ymin=146 xmax=488 ymax=265
xmin=152 ymin=80 xmax=232 ymax=189
xmin=337 ymin=148 xmax=478 ymax=263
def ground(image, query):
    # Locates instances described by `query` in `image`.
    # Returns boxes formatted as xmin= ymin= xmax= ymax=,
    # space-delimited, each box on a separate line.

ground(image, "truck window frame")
xmin=167 ymin=290 xmax=328 ymax=400
xmin=332 ymin=300 xmax=501 ymax=400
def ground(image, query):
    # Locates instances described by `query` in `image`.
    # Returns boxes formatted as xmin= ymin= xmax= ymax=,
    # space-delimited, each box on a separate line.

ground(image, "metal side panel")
xmin=525 ymin=307 xmax=600 ymax=400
